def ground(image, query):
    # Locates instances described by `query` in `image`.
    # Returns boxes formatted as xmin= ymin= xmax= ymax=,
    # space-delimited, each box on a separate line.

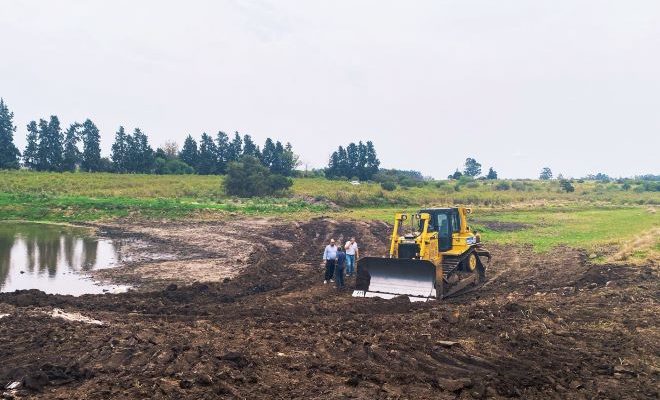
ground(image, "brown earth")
xmin=0 ymin=218 xmax=658 ymax=399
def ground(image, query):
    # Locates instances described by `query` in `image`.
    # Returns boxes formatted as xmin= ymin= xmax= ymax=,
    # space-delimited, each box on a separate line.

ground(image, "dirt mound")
xmin=1 ymin=218 xmax=658 ymax=399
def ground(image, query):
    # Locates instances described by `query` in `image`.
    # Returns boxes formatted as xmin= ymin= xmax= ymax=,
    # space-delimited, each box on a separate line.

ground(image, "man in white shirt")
xmin=344 ymin=237 xmax=359 ymax=277
xmin=322 ymin=239 xmax=338 ymax=284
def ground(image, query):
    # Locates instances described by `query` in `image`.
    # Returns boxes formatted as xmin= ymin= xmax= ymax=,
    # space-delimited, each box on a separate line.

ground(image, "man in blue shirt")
xmin=335 ymin=245 xmax=346 ymax=289
xmin=322 ymin=239 xmax=338 ymax=284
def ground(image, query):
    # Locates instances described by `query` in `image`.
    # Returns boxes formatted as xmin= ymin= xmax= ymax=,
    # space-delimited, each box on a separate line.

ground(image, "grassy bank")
xmin=0 ymin=171 xmax=658 ymax=255
xmin=343 ymin=206 xmax=659 ymax=256
xmin=1 ymin=171 xmax=658 ymax=209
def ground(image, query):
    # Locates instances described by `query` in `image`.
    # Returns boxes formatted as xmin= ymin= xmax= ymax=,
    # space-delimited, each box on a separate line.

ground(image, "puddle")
xmin=0 ymin=222 xmax=129 ymax=295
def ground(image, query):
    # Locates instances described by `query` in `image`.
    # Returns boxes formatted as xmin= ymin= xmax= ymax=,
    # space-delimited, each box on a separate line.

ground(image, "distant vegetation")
xmin=0 ymin=97 xmax=658 ymax=212
xmin=0 ymin=171 xmax=657 ymax=222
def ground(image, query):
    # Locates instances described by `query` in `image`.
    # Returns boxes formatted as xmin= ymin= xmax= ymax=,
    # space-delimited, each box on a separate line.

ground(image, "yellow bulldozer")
xmin=353 ymin=207 xmax=491 ymax=301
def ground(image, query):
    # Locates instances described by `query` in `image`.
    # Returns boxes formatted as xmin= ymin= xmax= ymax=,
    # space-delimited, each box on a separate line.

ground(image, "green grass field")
xmin=1 ymin=171 xmax=658 ymax=257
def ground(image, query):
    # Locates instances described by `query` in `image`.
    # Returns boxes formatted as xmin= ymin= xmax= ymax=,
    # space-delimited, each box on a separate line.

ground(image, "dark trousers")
xmin=335 ymin=264 xmax=345 ymax=288
xmin=324 ymin=259 xmax=336 ymax=281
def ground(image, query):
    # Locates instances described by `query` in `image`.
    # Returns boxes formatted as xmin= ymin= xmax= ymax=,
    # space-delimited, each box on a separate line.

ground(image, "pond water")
xmin=0 ymin=222 xmax=129 ymax=295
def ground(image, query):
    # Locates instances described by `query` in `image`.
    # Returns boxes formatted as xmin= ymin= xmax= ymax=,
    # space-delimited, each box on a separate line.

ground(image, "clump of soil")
xmin=0 ymin=217 xmax=658 ymax=399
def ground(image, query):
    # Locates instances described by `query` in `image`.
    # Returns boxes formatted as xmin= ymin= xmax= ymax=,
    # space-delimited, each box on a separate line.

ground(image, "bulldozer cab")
xmin=419 ymin=208 xmax=466 ymax=252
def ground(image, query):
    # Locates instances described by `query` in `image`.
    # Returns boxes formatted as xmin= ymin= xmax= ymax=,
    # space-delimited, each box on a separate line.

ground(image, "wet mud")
xmin=0 ymin=218 xmax=658 ymax=399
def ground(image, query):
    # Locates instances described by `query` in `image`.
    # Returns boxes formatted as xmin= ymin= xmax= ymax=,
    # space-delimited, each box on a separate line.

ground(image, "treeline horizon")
xmin=0 ymin=99 xmax=299 ymax=177
xmin=0 ymin=98 xmax=658 ymax=182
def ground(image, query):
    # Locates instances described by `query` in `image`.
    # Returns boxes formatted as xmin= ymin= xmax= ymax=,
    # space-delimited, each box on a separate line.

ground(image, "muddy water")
xmin=0 ymin=222 xmax=128 ymax=295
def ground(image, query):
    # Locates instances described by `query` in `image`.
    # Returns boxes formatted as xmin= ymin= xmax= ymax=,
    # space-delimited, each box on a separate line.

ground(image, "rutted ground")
xmin=0 ymin=218 xmax=658 ymax=399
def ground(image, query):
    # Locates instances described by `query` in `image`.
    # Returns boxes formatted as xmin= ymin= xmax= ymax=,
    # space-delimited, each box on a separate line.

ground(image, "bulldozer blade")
xmin=354 ymin=257 xmax=437 ymax=299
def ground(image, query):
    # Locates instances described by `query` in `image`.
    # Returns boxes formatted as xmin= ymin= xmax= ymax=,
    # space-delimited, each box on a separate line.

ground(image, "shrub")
xmin=374 ymin=169 xmax=424 ymax=185
xmin=154 ymin=158 xmax=194 ymax=175
xmin=380 ymin=181 xmax=397 ymax=191
xmin=560 ymin=179 xmax=575 ymax=193
xmin=495 ymin=181 xmax=511 ymax=191
xmin=457 ymin=175 xmax=474 ymax=185
xmin=511 ymin=181 xmax=525 ymax=191
xmin=224 ymin=156 xmax=292 ymax=197
xmin=465 ymin=181 xmax=479 ymax=189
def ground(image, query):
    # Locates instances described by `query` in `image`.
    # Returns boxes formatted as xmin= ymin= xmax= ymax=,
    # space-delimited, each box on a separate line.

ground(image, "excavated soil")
xmin=0 ymin=218 xmax=658 ymax=399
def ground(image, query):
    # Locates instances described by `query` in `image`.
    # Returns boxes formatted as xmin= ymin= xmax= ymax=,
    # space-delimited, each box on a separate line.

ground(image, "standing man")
xmin=344 ymin=237 xmax=359 ymax=277
xmin=335 ymin=246 xmax=346 ymax=289
xmin=322 ymin=239 xmax=338 ymax=284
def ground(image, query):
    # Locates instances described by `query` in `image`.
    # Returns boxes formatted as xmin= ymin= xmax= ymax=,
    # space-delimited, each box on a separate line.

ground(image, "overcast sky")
xmin=1 ymin=1 xmax=658 ymax=178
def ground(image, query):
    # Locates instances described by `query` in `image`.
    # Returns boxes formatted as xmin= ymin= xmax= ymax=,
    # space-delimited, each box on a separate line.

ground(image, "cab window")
xmin=436 ymin=213 xmax=449 ymax=237
xmin=452 ymin=211 xmax=461 ymax=232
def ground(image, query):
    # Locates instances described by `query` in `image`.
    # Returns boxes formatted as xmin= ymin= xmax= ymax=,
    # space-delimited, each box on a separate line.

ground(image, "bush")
xmin=511 ymin=181 xmax=526 ymax=191
xmin=153 ymin=158 xmax=194 ymax=175
xmin=560 ymin=179 xmax=575 ymax=193
xmin=457 ymin=175 xmax=474 ymax=185
xmin=374 ymin=169 xmax=424 ymax=185
xmin=399 ymin=178 xmax=417 ymax=187
xmin=494 ymin=181 xmax=511 ymax=191
xmin=224 ymin=156 xmax=292 ymax=197
xmin=465 ymin=181 xmax=479 ymax=189
xmin=380 ymin=181 xmax=397 ymax=191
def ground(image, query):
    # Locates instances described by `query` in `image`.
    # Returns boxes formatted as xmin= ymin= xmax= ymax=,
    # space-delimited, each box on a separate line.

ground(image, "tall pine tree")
xmin=326 ymin=151 xmax=341 ymax=178
xmin=364 ymin=141 xmax=380 ymax=179
xmin=179 ymin=134 xmax=199 ymax=171
xmin=124 ymin=128 xmax=154 ymax=173
xmin=62 ymin=123 xmax=81 ymax=172
xmin=227 ymin=132 xmax=243 ymax=163
xmin=215 ymin=131 xmax=230 ymax=174
xmin=337 ymin=146 xmax=349 ymax=178
xmin=261 ymin=138 xmax=276 ymax=169
xmin=345 ymin=143 xmax=359 ymax=179
xmin=0 ymin=99 xmax=20 ymax=169
xmin=197 ymin=133 xmax=217 ymax=175
xmin=356 ymin=141 xmax=368 ymax=180
xmin=111 ymin=126 xmax=128 ymax=173
xmin=242 ymin=134 xmax=259 ymax=158
xmin=23 ymin=121 xmax=39 ymax=169
xmin=282 ymin=142 xmax=298 ymax=176
xmin=270 ymin=141 xmax=286 ymax=175
xmin=80 ymin=119 xmax=102 ymax=172
xmin=37 ymin=116 xmax=64 ymax=171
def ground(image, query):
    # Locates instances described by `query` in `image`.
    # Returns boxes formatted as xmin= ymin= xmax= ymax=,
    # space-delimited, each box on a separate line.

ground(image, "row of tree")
xmin=0 ymin=98 xmax=298 ymax=176
xmin=21 ymin=116 xmax=102 ymax=172
xmin=325 ymin=141 xmax=380 ymax=180
xmin=178 ymin=133 xmax=298 ymax=176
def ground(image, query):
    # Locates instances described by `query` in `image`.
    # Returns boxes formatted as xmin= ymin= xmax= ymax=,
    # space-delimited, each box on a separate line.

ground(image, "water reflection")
xmin=0 ymin=223 xmax=126 ymax=295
